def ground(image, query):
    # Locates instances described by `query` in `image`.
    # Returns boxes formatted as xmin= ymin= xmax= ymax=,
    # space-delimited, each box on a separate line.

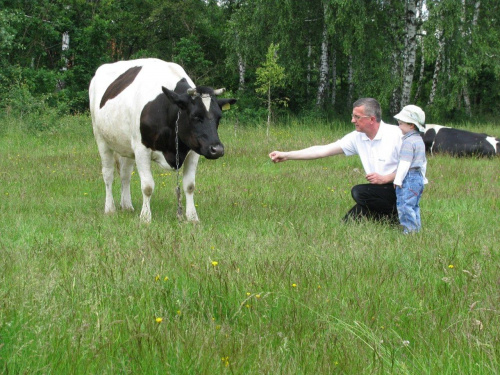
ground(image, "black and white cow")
xmin=423 ymin=124 xmax=500 ymax=157
xmin=89 ymin=58 xmax=236 ymax=222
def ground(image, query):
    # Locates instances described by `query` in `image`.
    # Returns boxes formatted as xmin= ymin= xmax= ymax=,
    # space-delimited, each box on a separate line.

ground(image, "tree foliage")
xmin=0 ymin=0 xmax=498 ymax=122
xmin=255 ymin=43 xmax=287 ymax=132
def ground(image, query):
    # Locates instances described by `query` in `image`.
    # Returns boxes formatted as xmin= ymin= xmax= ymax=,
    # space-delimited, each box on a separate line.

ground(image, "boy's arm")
xmin=393 ymin=161 xmax=411 ymax=187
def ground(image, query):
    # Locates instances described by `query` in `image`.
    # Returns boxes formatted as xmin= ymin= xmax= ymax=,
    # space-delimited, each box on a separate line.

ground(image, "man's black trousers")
xmin=343 ymin=183 xmax=398 ymax=223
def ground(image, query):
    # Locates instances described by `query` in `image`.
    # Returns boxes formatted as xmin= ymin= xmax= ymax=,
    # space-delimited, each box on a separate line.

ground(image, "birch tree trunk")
xmin=237 ymin=52 xmax=246 ymax=91
xmin=458 ymin=0 xmax=480 ymax=117
xmin=413 ymin=39 xmax=425 ymax=103
xmin=472 ymin=1 xmax=481 ymax=27
xmin=390 ymin=49 xmax=401 ymax=116
xmin=347 ymin=54 xmax=353 ymax=109
xmin=466 ymin=0 xmax=481 ymax=110
xmin=400 ymin=0 xmax=420 ymax=107
xmin=316 ymin=6 xmax=329 ymax=108
xmin=57 ymin=31 xmax=70 ymax=90
xmin=61 ymin=31 xmax=69 ymax=69
xmin=460 ymin=0 xmax=472 ymax=117
xmin=330 ymin=48 xmax=337 ymax=106
xmin=428 ymin=27 xmax=445 ymax=106
xmin=388 ymin=0 xmax=402 ymax=115
xmin=307 ymin=42 xmax=312 ymax=96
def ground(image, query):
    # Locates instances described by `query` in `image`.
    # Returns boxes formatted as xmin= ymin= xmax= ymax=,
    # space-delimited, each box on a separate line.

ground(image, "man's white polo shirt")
xmin=338 ymin=121 xmax=403 ymax=176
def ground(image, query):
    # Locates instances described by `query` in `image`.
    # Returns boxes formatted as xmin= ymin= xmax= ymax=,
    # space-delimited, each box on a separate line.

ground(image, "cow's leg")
xmin=96 ymin=142 xmax=116 ymax=214
xmin=135 ymin=148 xmax=154 ymax=223
xmin=118 ymin=155 xmax=135 ymax=211
xmin=182 ymin=151 xmax=200 ymax=222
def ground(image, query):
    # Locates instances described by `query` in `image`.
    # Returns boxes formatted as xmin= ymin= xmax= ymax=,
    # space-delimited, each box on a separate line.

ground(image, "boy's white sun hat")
xmin=394 ymin=105 xmax=425 ymax=132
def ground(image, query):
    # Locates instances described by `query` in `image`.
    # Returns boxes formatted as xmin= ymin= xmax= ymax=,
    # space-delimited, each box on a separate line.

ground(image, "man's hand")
xmin=366 ymin=172 xmax=388 ymax=185
xmin=269 ymin=151 xmax=287 ymax=163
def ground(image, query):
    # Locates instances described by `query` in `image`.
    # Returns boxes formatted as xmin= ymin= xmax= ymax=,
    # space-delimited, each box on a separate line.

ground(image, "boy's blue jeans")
xmin=395 ymin=170 xmax=424 ymax=233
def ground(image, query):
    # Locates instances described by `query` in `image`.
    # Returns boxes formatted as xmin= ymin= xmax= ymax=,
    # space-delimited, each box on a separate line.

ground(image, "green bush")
xmin=0 ymin=65 xmax=73 ymax=124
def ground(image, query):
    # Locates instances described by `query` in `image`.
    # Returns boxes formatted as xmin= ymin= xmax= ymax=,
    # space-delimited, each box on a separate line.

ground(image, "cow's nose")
xmin=209 ymin=144 xmax=224 ymax=158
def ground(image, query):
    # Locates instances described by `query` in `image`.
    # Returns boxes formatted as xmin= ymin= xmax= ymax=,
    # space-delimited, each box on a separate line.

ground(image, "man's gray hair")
xmin=353 ymin=98 xmax=382 ymax=122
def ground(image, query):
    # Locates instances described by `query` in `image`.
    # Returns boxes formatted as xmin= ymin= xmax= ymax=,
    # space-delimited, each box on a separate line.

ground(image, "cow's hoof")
xmin=140 ymin=211 xmax=152 ymax=223
xmin=185 ymin=214 xmax=199 ymax=222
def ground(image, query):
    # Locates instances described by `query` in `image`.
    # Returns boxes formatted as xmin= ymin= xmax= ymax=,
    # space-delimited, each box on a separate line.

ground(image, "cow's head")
xmin=162 ymin=86 xmax=237 ymax=159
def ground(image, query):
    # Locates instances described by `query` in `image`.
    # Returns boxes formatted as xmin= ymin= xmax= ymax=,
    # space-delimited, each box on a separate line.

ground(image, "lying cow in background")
xmin=423 ymin=124 xmax=500 ymax=157
xmin=89 ymin=58 xmax=236 ymax=222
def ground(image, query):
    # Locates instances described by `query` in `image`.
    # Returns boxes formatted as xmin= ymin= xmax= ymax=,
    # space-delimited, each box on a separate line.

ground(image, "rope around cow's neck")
xmin=175 ymin=110 xmax=183 ymax=222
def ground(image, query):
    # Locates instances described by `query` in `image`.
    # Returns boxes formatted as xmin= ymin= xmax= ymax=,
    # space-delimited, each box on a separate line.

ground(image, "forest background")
xmin=1 ymin=0 xmax=499 ymax=125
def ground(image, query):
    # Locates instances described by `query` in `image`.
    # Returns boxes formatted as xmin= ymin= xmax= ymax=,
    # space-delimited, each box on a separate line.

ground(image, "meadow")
xmin=0 ymin=113 xmax=499 ymax=374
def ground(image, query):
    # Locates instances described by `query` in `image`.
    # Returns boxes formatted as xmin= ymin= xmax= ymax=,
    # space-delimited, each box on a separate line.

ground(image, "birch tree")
xmin=459 ymin=0 xmax=472 ymax=116
xmin=307 ymin=42 xmax=312 ymax=96
xmin=316 ymin=2 xmax=329 ymax=108
xmin=384 ymin=0 xmax=405 ymax=115
xmin=346 ymin=55 xmax=353 ymax=109
xmin=458 ymin=0 xmax=481 ymax=117
xmin=428 ymin=25 xmax=444 ymax=107
xmin=330 ymin=48 xmax=337 ymax=106
xmin=256 ymin=43 xmax=286 ymax=136
xmin=400 ymin=0 xmax=421 ymax=107
xmin=390 ymin=49 xmax=402 ymax=115
xmin=56 ymin=31 xmax=70 ymax=91
xmin=413 ymin=38 xmax=425 ymax=103
xmin=237 ymin=52 xmax=245 ymax=91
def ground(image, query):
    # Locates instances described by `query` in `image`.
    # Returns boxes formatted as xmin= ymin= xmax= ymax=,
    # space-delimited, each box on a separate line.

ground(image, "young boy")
xmin=393 ymin=105 xmax=428 ymax=234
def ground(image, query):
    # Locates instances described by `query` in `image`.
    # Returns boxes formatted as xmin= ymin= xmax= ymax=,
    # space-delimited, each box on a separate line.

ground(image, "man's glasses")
xmin=352 ymin=114 xmax=371 ymax=120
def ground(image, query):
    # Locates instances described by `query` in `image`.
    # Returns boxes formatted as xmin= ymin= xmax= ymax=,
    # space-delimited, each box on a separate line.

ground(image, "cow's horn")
xmin=213 ymin=88 xmax=226 ymax=96
xmin=187 ymin=88 xmax=197 ymax=96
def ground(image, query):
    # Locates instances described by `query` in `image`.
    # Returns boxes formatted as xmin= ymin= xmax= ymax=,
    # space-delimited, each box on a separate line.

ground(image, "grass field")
xmin=1 ymin=114 xmax=499 ymax=374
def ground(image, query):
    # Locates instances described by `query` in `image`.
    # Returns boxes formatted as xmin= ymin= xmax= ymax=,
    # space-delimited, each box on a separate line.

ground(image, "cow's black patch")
xmin=426 ymin=127 xmax=497 ymax=157
xmin=140 ymin=93 xmax=190 ymax=169
xmin=100 ymin=66 xmax=142 ymax=108
xmin=422 ymin=129 xmax=437 ymax=152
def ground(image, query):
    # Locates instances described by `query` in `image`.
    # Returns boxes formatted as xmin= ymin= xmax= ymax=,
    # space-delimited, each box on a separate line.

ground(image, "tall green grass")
xmin=1 ymin=114 xmax=499 ymax=374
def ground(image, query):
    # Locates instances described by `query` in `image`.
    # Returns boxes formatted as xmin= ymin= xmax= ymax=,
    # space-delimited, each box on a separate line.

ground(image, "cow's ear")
xmin=162 ymin=87 xmax=189 ymax=110
xmin=217 ymin=98 xmax=237 ymax=111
